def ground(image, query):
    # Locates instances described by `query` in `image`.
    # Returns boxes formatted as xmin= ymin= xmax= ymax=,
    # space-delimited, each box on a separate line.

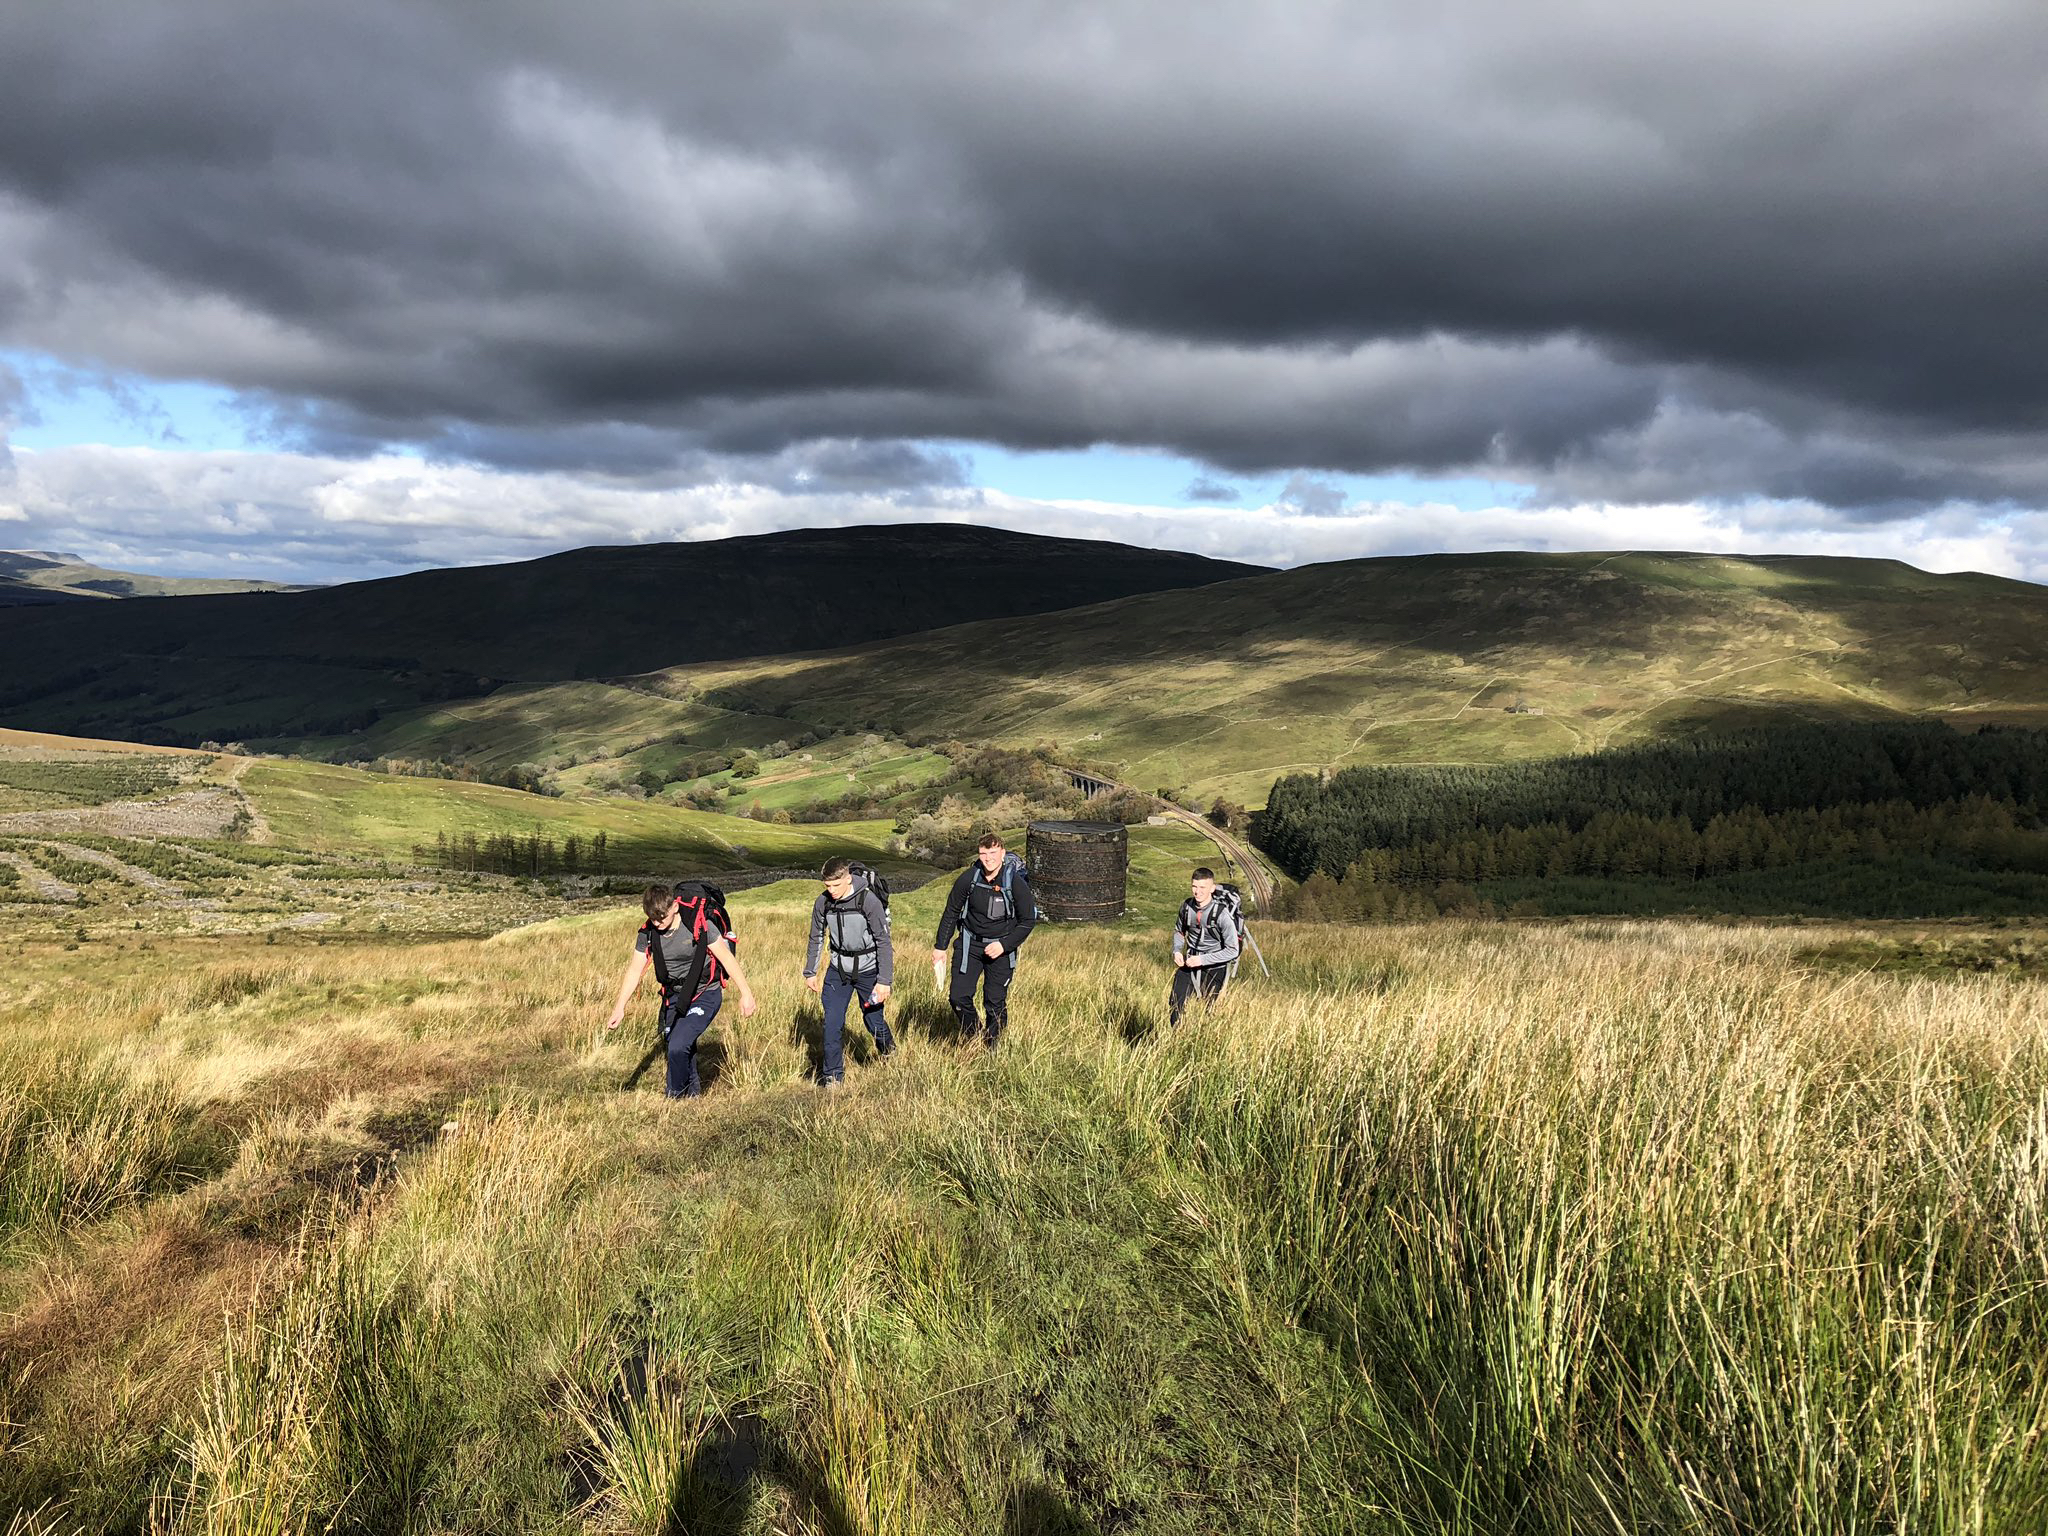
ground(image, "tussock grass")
xmin=4 ymin=909 xmax=2046 ymax=1532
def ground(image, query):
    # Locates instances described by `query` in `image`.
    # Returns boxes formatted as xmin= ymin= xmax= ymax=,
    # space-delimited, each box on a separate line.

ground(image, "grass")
xmin=646 ymin=551 xmax=2048 ymax=803
xmin=293 ymin=682 xmax=794 ymax=773
xmin=3 ymin=901 xmax=2046 ymax=1533
xmin=237 ymin=758 xmax=908 ymax=874
xmin=653 ymin=736 xmax=954 ymax=814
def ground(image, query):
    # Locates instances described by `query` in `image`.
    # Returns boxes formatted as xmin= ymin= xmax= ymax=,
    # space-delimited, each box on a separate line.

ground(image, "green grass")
xmin=0 ymin=754 xmax=202 ymax=810
xmin=670 ymin=736 xmax=954 ymax=812
xmin=238 ymin=757 xmax=911 ymax=874
xmin=294 ymin=681 xmax=796 ymax=772
xmin=645 ymin=551 xmax=2048 ymax=803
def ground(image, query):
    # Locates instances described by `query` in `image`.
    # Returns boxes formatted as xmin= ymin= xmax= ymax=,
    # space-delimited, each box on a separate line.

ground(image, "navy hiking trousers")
xmin=660 ymin=983 xmax=723 ymax=1098
xmin=819 ymin=966 xmax=894 ymax=1083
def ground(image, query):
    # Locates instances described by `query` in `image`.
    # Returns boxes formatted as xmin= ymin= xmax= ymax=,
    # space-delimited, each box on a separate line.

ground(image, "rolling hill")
xmin=0 ymin=549 xmax=302 ymax=605
xmin=0 ymin=527 xmax=1261 ymax=743
xmin=650 ymin=551 xmax=2048 ymax=803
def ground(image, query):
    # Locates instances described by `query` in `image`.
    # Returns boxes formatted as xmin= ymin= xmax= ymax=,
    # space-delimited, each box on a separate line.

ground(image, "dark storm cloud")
xmin=0 ymin=1 xmax=2044 ymax=511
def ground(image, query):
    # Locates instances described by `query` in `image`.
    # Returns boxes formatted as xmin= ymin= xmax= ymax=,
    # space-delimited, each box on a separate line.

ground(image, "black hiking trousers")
xmin=1168 ymin=963 xmax=1228 ymax=1025
xmin=950 ymin=935 xmax=1015 ymax=1046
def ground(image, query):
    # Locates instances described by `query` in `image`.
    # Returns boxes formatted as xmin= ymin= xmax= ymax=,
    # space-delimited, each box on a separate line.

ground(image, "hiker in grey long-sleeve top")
xmin=1170 ymin=867 xmax=1240 ymax=1025
xmin=803 ymin=857 xmax=896 ymax=1086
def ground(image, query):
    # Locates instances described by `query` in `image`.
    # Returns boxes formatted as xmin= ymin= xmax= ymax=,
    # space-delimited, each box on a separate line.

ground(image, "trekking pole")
xmin=1243 ymin=927 xmax=1272 ymax=979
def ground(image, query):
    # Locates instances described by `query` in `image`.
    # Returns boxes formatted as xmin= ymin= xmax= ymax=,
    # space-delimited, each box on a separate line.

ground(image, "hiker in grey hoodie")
xmin=803 ymin=857 xmax=896 ymax=1087
xmin=1169 ymin=867 xmax=1241 ymax=1025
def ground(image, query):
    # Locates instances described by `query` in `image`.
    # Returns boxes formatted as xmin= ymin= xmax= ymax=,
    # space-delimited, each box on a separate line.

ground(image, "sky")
xmin=1 ymin=1 xmax=2044 ymax=585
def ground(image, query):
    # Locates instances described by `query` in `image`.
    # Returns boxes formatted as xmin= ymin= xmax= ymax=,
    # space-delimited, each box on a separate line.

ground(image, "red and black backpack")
xmin=641 ymin=880 xmax=738 ymax=999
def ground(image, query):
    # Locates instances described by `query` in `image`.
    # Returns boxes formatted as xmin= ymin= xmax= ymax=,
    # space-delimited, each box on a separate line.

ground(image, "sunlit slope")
xmin=661 ymin=552 xmax=2048 ymax=803
xmin=239 ymin=758 xmax=906 ymax=872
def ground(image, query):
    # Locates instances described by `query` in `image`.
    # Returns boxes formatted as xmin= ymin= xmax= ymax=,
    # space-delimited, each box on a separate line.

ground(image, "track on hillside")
xmin=1050 ymin=763 xmax=1277 ymax=911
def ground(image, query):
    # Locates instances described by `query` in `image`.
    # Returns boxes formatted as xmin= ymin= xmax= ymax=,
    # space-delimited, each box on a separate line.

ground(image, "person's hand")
xmin=805 ymin=973 xmax=822 ymax=994
xmin=931 ymin=948 xmax=946 ymax=966
xmin=605 ymin=1007 xmax=624 ymax=1031
xmin=738 ymin=988 xmax=759 ymax=1018
xmin=872 ymin=983 xmax=892 ymax=1003
xmin=983 ymin=940 xmax=1003 ymax=959
xmin=1173 ymin=954 xmax=1187 ymax=969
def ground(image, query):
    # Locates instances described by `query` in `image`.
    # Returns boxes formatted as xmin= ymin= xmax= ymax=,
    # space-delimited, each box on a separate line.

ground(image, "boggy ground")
xmin=3 ymin=896 xmax=2047 ymax=1535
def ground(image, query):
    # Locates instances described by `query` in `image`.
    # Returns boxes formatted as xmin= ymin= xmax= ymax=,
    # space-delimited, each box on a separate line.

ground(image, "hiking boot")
xmin=821 ymin=1077 xmax=845 ymax=1093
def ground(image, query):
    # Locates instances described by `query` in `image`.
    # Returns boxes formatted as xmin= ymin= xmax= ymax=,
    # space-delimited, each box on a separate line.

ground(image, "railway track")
xmin=1050 ymin=763 xmax=1279 ymax=911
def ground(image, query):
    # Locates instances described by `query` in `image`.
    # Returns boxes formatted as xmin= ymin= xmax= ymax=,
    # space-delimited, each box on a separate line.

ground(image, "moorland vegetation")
xmin=3 ymin=893 xmax=2045 ymax=1534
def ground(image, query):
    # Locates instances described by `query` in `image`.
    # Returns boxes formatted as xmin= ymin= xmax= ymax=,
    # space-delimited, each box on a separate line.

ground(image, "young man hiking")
xmin=606 ymin=883 xmax=758 ymax=1098
xmin=1170 ymin=867 xmax=1241 ymax=1025
xmin=803 ymin=857 xmax=896 ymax=1088
xmin=932 ymin=832 xmax=1037 ymax=1048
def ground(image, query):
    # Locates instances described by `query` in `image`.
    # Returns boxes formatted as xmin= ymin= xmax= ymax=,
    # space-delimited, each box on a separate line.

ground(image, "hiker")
xmin=932 ymin=832 xmax=1037 ymax=1048
xmin=1170 ymin=867 xmax=1241 ymax=1025
xmin=803 ymin=857 xmax=897 ymax=1087
xmin=606 ymin=883 xmax=758 ymax=1098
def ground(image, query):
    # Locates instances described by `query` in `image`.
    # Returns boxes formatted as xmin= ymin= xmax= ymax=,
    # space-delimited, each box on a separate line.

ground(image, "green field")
xmin=293 ymin=682 xmax=800 ymax=774
xmin=240 ymin=759 xmax=906 ymax=873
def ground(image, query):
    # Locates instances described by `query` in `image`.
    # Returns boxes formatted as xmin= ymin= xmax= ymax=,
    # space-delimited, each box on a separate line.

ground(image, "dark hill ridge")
xmin=0 ymin=525 xmax=1262 ymax=743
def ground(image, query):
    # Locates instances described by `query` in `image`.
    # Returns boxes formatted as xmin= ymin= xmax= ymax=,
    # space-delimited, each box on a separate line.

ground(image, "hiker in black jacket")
xmin=803 ymin=857 xmax=896 ymax=1088
xmin=932 ymin=832 xmax=1037 ymax=1048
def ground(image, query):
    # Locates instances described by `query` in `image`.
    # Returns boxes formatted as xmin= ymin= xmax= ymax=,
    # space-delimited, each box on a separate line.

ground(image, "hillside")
xmin=0 ymin=549 xmax=302 ymax=605
xmin=649 ymin=551 xmax=2048 ymax=804
xmin=0 ymin=527 xmax=1261 ymax=744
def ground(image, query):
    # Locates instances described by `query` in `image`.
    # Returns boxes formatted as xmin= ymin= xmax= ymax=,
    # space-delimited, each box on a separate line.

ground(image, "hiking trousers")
xmin=820 ymin=966 xmax=894 ymax=1083
xmin=950 ymin=936 xmax=1015 ymax=1045
xmin=660 ymin=983 xmax=723 ymax=1098
xmin=1168 ymin=963 xmax=1228 ymax=1025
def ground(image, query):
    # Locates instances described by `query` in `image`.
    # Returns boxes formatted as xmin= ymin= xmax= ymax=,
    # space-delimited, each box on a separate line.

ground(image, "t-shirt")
xmin=635 ymin=920 xmax=702 ymax=994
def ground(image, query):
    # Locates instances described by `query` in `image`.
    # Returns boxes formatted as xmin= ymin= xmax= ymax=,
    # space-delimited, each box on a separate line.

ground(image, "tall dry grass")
xmin=4 ymin=909 xmax=2046 ymax=1532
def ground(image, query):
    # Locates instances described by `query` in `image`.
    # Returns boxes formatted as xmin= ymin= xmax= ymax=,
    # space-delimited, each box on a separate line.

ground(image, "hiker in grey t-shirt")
xmin=803 ymin=857 xmax=896 ymax=1087
xmin=606 ymin=883 xmax=758 ymax=1098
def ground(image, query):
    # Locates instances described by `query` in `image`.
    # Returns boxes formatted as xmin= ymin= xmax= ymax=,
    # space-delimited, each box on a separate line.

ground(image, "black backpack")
xmin=1183 ymin=883 xmax=1246 ymax=952
xmin=846 ymin=861 xmax=891 ymax=921
xmin=642 ymin=880 xmax=738 ymax=999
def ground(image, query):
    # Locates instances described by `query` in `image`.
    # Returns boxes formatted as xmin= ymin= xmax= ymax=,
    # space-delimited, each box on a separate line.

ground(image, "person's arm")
xmin=994 ymin=868 xmax=1038 ymax=953
xmin=868 ymin=890 xmax=894 ymax=992
xmin=605 ymin=945 xmax=653 ymax=1030
xmin=932 ymin=871 xmax=969 ymax=958
xmin=705 ymin=935 xmax=758 ymax=1017
xmin=803 ymin=895 xmax=827 ymax=993
xmin=1172 ymin=905 xmax=1189 ymax=967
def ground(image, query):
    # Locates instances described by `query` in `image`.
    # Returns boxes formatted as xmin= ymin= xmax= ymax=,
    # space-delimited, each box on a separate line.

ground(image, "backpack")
xmin=642 ymin=880 xmax=737 ymax=999
xmin=994 ymin=850 xmax=1045 ymax=923
xmin=1182 ymin=883 xmax=1246 ymax=957
xmin=827 ymin=863 xmax=891 ymax=971
xmin=846 ymin=861 xmax=891 ymax=920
